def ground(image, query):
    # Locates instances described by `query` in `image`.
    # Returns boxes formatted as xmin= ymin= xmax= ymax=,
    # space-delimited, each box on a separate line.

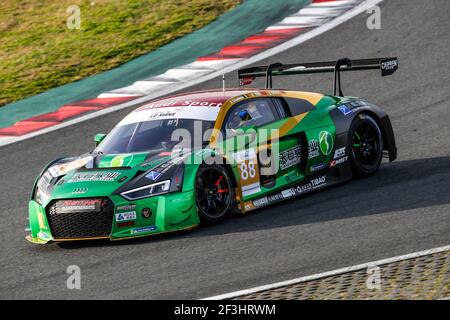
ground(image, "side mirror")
xmin=94 ymin=133 xmax=106 ymax=146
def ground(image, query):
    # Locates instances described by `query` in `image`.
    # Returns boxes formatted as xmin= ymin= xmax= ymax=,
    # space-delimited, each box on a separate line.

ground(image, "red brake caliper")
xmin=215 ymin=175 xmax=228 ymax=193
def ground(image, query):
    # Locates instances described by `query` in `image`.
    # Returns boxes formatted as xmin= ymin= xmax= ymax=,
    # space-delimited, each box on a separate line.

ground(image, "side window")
xmin=223 ymin=99 xmax=279 ymax=131
xmin=272 ymin=98 xmax=288 ymax=118
xmin=284 ymin=97 xmax=315 ymax=116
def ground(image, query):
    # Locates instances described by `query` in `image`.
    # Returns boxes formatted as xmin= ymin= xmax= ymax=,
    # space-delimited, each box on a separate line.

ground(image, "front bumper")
xmin=26 ymin=190 xmax=199 ymax=244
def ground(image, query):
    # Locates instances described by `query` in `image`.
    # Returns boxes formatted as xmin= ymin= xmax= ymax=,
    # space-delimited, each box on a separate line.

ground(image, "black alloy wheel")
xmin=349 ymin=114 xmax=384 ymax=177
xmin=195 ymin=165 xmax=234 ymax=223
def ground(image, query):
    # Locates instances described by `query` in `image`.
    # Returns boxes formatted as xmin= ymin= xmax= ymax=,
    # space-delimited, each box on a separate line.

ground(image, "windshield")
xmin=95 ymin=119 xmax=215 ymax=154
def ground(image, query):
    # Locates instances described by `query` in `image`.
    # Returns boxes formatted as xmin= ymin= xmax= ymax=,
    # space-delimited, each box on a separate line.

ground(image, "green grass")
xmin=0 ymin=0 xmax=240 ymax=106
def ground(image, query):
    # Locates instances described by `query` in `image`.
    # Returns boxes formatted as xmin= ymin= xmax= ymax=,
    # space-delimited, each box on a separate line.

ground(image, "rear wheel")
xmin=194 ymin=164 xmax=235 ymax=224
xmin=349 ymin=114 xmax=383 ymax=177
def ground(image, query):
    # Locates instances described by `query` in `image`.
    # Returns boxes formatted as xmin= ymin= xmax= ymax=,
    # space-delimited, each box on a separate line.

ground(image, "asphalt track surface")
xmin=1 ymin=0 xmax=449 ymax=299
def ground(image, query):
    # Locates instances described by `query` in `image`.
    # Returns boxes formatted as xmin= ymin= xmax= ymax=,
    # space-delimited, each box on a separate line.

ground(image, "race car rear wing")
xmin=237 ymin=57 xmax=398 ymax=96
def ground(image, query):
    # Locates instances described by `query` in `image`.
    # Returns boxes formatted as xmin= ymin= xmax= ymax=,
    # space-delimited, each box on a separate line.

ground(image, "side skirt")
xmin=242 ymin=168 xmax=352 ymax=213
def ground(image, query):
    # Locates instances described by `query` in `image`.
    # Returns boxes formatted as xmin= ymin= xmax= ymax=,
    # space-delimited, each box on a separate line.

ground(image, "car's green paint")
xmin=94 ymin=133 xmax=106 ymax=146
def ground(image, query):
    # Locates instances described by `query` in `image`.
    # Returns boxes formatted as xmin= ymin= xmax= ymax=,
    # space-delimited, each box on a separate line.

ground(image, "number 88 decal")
xmin=240 ymin=161 xmax=256 ymax=180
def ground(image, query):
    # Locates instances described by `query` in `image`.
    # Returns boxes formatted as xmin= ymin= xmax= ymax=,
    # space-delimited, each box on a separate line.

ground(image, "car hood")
xmin=45 ymin=151 xmax=176 ymax=200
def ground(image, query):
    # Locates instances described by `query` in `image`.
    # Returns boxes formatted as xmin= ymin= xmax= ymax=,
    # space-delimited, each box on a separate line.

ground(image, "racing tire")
xmin=194 ymin=164 xmax=235 ymax=224
xmin=349 ymin=113 xmax=384 ymax=177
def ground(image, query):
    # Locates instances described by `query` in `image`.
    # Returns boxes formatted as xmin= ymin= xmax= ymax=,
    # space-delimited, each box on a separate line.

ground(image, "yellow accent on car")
xmin=210 ymin=90 xmax=321 ymax=146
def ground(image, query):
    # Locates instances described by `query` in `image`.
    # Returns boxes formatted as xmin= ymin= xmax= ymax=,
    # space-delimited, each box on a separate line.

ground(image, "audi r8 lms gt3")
xmin=27 ymin=57 xmax=398 ymax=244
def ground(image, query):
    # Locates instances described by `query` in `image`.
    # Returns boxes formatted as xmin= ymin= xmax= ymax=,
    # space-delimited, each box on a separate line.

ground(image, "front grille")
xmin=47 ymin=198 xmax=114 ymax=239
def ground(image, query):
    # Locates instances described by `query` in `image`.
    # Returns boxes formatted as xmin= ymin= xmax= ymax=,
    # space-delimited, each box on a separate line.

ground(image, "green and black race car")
xmin=27 ymin=57 xmax=398 ymax=244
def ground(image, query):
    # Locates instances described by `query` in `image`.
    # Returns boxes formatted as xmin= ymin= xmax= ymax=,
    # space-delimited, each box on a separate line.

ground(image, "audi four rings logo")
xmin=72 ymin=188 xmax=88 ymax=194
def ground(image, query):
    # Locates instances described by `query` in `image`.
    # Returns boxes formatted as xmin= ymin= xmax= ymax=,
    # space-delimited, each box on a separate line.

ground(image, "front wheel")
xmin=349 ymin=113 xmax=384 ymax=177
xmin=194 ymin=164 xmax=235 ymax=224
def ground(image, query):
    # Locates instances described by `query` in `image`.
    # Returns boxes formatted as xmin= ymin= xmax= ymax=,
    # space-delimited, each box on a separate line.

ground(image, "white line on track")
xmin=202 ymin=244 xmax=450 ymax=300
xmin=0 ymin=0 xmax=384 ymax=148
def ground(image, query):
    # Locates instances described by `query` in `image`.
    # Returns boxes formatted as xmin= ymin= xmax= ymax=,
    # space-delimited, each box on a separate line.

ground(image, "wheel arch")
xmin=331 ymin=103 xmax=397 ymax=162
xmin=199 ymin=155 xmax=239 ymax=188
xmin=352 ymin=109 xmax=397 ymax=162
xmin=197 ymin=154 xmax=241 ymax=211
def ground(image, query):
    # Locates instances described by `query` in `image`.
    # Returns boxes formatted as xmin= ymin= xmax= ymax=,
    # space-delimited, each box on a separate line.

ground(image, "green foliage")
xmin=0 ymin=0 xmax=240 ymax=106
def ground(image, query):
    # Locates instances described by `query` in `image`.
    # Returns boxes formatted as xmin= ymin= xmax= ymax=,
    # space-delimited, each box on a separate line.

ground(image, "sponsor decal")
xmin=131 ymin=226 xmax=157 ymax=234
xmin=234 ymin=148 xmax=261 ymax=197
xmin=68 ymin=171 xmax=120 ymax=183
xmin=319 ymin=131 xmax=334 ymax=156
xmin=116 ymin=221 xmax=135 ymax=228
xmin=37 ymin=231 xmax=52 ymax=241
xmin=308 ymin=139 xmax=320 ymax=159
xmin=381 ymin=58 xmax=398 ymax=76
xmin=239 ymin=76 xmax=255 ymax=86
xmin=119 ymin=106 xmax=220 ymax=126
xmin=232 ymin=149 xmax=255 ymax=163
xmin=267 ymin=193 xmax=283 ymax=202
xmin=338 ymin=104 xmax=352 ymax=116
xmin=242 ymin=182 xmax=261 ymax=197
xmin=279 ymin=145 xmax=301 ymax=170
xmin=247 ymin=176 xmax=327 ymax=211
xmin=72 ymin=187 xmax=88 ymax=194
xmin=111 ymin=154 xmax=133 ymax=167
xmin=229 ymin=96 xmax=245 ymax=104
xmin=310 ymin=176 xmax=326 ymax=188
xmin=147 ymin=110 xmax=177 ymax=120
xmin=141 ymin=99 xmax=224 ymax=110
xmin=243 ymin=201 xmax=254 ymax=211
xmin=57 ymin=199 xmax=104 ymax=213
xmin=116 ymin=204 xmax=136 ymax=211
xmin=141 ymin=207 xmax=152 ymax=218
xmin=330 ymin=156 xmax=348 ymax=168
xmin=334 ymin=147 xmax=346 ymax=159
xmin=252 ymin=197 xmax=268 ymax=208
xmin=296 ymin=176 xmax=326 ymax=194
xmin=48 ymin=156 xmax=93 ymax=177
xmin=115 ymin=211 xmax=136 ymax=222
xmin=281 ymin=188 xmax=296 ymax=199
xmin=310 ymin=163 xmax=327 ymax=172
xmin=281 ymin=188 xmax=295 ymax=199
xmin=146 ymin=171 xmax=162 ymax=181
xmin=330 ymin=147 xmax=348 ymax=167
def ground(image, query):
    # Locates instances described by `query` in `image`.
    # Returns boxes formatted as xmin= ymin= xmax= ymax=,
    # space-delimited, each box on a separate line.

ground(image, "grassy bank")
xmin=0 ymin=0 xmax=240 ymax=106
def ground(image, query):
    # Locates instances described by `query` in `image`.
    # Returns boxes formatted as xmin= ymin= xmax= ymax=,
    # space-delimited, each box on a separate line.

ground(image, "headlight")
xmin=35 ymin=186 xmax=51 ymax=205
xmin=34 ymin=171 xmax=53 ymax=205
xmin=120 ymin=180 xmax=171 ymax=200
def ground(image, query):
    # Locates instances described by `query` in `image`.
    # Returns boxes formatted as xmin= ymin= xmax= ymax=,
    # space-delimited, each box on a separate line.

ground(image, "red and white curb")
xmin=202 ymin=245 xmax=450 ymax=300
xmin=0 ymin=0 xmax=383 ymax=147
